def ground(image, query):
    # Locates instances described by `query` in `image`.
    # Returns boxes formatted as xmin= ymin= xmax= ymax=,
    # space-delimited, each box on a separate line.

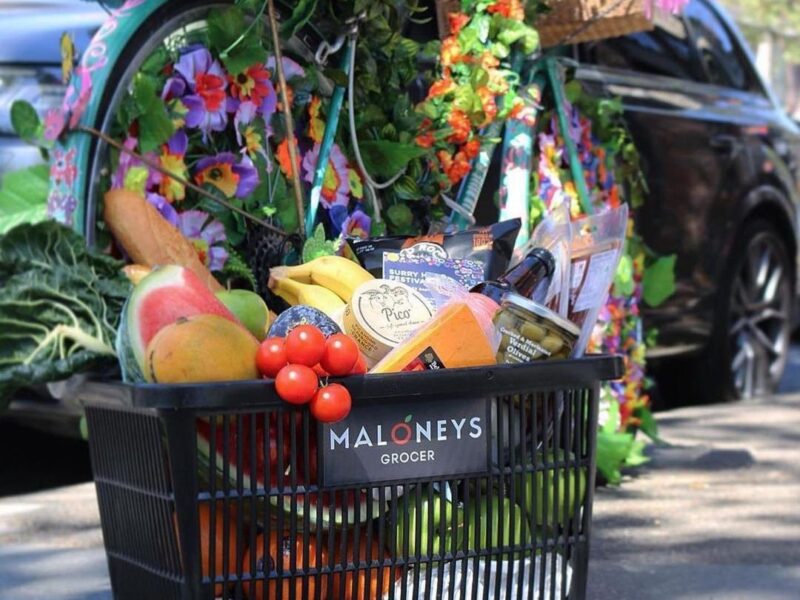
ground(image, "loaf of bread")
xmin=104 ymin=189 xmax=223 ymax=291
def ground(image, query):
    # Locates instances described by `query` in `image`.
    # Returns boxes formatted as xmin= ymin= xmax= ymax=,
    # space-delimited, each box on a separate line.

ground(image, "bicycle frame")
xmin=47 ymin=0 xmax=169 ymax=236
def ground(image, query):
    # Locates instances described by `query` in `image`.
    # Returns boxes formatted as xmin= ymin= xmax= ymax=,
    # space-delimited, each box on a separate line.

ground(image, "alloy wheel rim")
xmin=729 ymin=232 xmax=792 ymax=399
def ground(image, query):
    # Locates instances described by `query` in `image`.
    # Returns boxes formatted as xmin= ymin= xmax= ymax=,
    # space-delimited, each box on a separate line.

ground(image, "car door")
xmin=575 ymin=7 xmax=762 ymax=351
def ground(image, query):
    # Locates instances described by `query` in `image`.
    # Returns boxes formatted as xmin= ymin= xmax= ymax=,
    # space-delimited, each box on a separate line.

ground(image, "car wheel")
xmin=711 ymin=220 xmax=793 ymax=400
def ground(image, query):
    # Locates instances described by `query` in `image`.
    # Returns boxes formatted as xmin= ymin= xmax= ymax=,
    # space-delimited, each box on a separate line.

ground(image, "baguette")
xmin=104 ymin=189 xmax=223 ymax=292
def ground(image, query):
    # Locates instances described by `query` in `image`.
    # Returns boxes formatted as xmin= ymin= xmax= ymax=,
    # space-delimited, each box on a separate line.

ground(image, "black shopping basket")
xmin=81 ymin=355 xmax=621 ymax=600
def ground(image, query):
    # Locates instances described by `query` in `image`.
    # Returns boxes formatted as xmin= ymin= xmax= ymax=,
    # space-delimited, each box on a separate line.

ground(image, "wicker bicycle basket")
xmin=435 ymin=0 xmax=653 ymax=46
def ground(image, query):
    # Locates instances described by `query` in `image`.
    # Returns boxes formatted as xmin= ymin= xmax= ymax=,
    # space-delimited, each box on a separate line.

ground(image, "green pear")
xmin=215 ymin=289 xmax=270 ymax=341
xmin=465 ymin=497 xmax=529 ymax=553
xmin=514 ymin=452 xmax=587 ymax=527
xmin=394 ymin=493 xmax=464 ymax=558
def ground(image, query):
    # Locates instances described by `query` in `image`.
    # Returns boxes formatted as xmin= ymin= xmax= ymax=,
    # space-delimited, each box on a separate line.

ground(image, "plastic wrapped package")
xmin=387 ymin=554 xmax=572 ymax=600
xmin=568 ymin=204 xmax=628 ymax=357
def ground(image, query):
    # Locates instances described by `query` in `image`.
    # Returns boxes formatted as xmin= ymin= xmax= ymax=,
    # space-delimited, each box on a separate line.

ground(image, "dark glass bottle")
xmin=470 ymin=247 xmax=556 ymax=305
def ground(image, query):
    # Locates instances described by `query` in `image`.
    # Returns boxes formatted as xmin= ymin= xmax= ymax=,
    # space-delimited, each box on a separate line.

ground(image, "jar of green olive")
xmin=493 ymin=293 xmax=580 ymax=364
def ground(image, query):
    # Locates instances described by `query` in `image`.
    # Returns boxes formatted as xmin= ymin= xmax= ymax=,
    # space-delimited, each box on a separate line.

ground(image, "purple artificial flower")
xmin=194 ymin=152 xmax=259 ymax=198
xmin=176 ymin=209 xmax=229 ymax=271
xmin=161 ymin=76 xmax=187 ymax=101
xmin=302 ymin=142 xmax=350 ymax=208
xmin=146 ymin=192 xmax=179 ymax=227
xmin=341 ymin=207 xmax=372 ymax=240
xmin=111 ymin=136 xmax=161 ymax=191
xmin=175 ymin=46 xmax=228 ymax=138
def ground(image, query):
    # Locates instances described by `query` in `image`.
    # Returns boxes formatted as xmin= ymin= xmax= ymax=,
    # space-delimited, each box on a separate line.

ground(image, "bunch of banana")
xmin=269 ymin=256 xmax=374 ymax=316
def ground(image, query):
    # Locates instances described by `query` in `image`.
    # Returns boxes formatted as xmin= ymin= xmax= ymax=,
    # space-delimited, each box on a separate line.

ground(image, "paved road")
xmin=1 ymin=368 xmax=799 ymax=598
xmin=588 ymin=395 xmax=800 ymax=599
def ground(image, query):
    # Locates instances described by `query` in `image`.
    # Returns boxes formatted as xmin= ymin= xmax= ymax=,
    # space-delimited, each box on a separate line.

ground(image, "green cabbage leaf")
xmin=0 ymin=221 xmax=130 ymax=409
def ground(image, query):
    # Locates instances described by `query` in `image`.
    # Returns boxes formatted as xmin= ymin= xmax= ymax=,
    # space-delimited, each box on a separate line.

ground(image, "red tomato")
xmin=350 ymin=353 xmax=367 ymax=375
xmin=320 ymin=334 xmax=359 ymax=376
xmin=256 ymin=337 xmax=288 ymax=378
xmin=310 ymin=384 xmax=352 ymax=423
xmin=312 ymin=363 xmax=329 ymax=378
xmin=284 ymin=325 xmax=326 ymax=367
xmin=275 ymin=365 xmax=318 ymax=405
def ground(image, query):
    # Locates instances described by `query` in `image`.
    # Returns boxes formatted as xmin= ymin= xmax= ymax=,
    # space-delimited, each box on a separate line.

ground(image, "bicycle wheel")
xmin=83 ymin=0 xmax=325 ymax=244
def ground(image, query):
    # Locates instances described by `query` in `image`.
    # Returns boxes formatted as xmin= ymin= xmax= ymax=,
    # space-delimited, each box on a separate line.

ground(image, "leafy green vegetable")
xmin=0 ymin=221 xmax=130 ymax=409
xmin=643 ymin=255 xmax=677 ymax=307
xmin=0 ymin=164 xmax=49 ymax=235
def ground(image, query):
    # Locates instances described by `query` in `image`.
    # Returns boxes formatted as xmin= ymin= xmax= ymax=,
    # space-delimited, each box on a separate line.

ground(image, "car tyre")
xmin=700 ymin=219 xmax=794 ymax=401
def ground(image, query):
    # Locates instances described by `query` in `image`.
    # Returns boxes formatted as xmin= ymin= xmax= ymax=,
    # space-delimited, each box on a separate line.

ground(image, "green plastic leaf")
xmin=386 ymin=203 xmax=413 ymax=229
xmin=643 ymin=255 xmax=677 ymax=307
xmin=0 ymin=221 xmax=130 ymax=409
xmin=358 ymin=140 xmax=427 ymax=179
xmin=393 ymin=175 xmax=421 ymax=201
xmin=11 ymin=101 xmax=41 ymax=143
xmin=281 ymin=0 xmax=318 ymax=38
xmin=302 ymin=223 xmax=338 ymax=262
xmin=223 ymin=35 xmax=265 ymax=76
xmin=636 ymin=406 xmax=661 ymax=443
xmin=208 ymin=6 xmax=245 ymax=53
xmin=0 ymin=165 xmax=49 ymax=235
xmin=133 ymin=75 xmax=174 ymax=152
xmin=596 ymin=427 xmax=634 ymax=485
xmin=613 ymin=254 xmax=634 ymax=297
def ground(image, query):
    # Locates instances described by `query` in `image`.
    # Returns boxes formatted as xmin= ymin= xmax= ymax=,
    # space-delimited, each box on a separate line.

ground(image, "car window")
xmin=579 ymin=13 xmax=705 ymax=83
xmin=684 ymin=0 xmax=751 ymax=90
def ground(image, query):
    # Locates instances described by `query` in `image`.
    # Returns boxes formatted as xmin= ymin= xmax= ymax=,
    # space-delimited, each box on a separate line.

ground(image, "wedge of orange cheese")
xmin=370 ymin=302 xmax=496 ymax=374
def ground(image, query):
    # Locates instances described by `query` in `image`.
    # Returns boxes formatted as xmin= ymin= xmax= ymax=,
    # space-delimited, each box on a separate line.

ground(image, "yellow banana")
xmin=278 ymin=256 xmax=373 ymax=302
xmin=269 ymin=276 xmax=345 ymax=316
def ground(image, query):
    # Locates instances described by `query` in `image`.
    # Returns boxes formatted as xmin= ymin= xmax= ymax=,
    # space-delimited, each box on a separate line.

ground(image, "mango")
xmin=145 ymin=314 xmax=260 ymax=383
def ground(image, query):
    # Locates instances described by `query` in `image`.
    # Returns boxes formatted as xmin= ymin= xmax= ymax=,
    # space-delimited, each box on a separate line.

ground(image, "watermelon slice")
xmin=196 ymin=413 xmax=387 ymax=530
xmin=123 ymin=266 xmax=238 ymax=374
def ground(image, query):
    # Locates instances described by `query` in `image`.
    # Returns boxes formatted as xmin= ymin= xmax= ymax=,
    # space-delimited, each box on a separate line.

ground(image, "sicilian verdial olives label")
xmin=494 ymin=306 xmax=572 ymax=364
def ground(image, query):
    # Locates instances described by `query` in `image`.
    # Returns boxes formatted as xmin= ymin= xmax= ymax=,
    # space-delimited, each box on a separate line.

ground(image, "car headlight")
xmin=0 ymin=66 xmax=65 ymax=135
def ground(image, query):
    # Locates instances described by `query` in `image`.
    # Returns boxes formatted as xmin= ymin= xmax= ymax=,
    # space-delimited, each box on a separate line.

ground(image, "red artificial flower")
xmin=487 ymin=0 xmax=525 ymax=20
xmin=195 ymin=72 xmax=226 ymax=112
xmin=447 ymin=108 xmax=471 ymax=144
xmin=229 ymin=64 xmax=273 ymax=107
xmin=448 ymin=12 xmax=470 ymax=35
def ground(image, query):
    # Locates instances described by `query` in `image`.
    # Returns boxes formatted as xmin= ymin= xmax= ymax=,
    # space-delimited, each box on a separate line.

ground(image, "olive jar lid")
xmin=501 ymin=292 xmax=581 ymax=337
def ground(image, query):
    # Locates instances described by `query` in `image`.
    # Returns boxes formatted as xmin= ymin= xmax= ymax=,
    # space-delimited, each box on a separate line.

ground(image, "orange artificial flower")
xmin=441 ymin=37 xmax=466 ymax=67
xmin=462 ymin=138 xmax=481 ymax=160
xmin=447 ymin=108 xmax=471 ymax=144
xmin=416 ymin=131 xmax=435 ymax=148
xmin=438 ymin=149 xmax=470 ymax=184
xmin=487 ymin=0 xmax=525 ymax=20
xmin=448 ymin=12 xmax=470 ymax=35
xmin=427 ymin=77 xmax=457 ymax=99
xmin=276 ymin=138 xmax=298 ymax=179
xmin=477 ymin=86 xmax=497 ymax=126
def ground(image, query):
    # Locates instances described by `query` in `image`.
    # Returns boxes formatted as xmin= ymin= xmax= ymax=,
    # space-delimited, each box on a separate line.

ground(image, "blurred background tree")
xmin=720 ymin=0 xmax=800 ymax=115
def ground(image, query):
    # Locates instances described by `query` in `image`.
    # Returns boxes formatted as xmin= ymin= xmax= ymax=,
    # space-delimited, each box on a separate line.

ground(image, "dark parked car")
xmin=575 ymin=0 xmax=799 ymax=401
